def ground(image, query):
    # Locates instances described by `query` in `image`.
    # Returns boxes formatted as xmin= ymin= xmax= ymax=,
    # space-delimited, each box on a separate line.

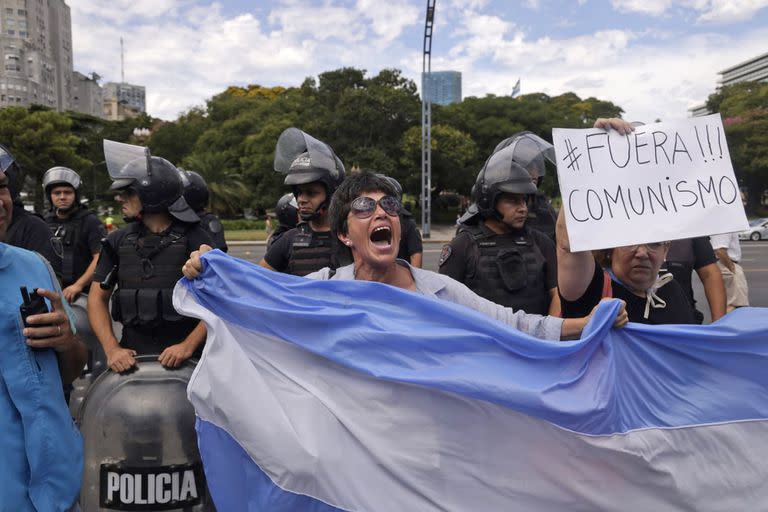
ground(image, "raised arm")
xmin=556 ymin=207 xmax=596 ymax=301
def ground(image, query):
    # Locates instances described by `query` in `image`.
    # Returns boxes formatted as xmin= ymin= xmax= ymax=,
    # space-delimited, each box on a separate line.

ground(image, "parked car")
xmin=740 ymin=218 xmax=768 ymax=241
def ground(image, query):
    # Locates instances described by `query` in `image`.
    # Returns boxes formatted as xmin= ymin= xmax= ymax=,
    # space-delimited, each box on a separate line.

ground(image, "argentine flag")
xmin=174 ymin=250 xmax=768 ymax=511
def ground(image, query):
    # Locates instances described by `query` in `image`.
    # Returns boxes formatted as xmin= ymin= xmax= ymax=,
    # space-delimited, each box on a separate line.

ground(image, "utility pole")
xmin=421 ymin=0 xmax=436 ymax=239
xmin=120 ymin=37 xmax=125 ymax=83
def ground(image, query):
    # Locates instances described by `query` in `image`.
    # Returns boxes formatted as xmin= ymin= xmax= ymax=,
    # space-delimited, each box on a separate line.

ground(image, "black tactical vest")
xmin=526 ymin=193 xmax=557 ymax=241
xmin=287 ymin=223 xmax=339 ymax=277
xmin=460 ymin=224 xmax=550 ymax=314
xmin=111 ymin=223 xmax=189 ymax=327
xmin=45 ymin=208 xmax=91 ymax=286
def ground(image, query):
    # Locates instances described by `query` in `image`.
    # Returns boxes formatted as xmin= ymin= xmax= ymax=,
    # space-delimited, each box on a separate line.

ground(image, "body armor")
xmin=111 ymin=223 xmax=188 ymax=327
xmin=459 ymin=224 xmax=550 ymax=314
xmin=45 ymin=208 xmax=93 ymax=286
xmin=287 ymin=223 xmax=337 ymax=277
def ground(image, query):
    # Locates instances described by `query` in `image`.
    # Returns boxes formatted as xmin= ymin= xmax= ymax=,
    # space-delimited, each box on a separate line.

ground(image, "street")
xmin=228 ymin=240 xmax=768 ymax=317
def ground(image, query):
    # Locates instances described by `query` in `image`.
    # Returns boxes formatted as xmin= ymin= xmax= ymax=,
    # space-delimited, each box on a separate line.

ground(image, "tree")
xmin=706 ymin=81 xmax=768 ymax=212
xmin=0 ymin=108 xmax=92 ymax=211
xmin=400 ymin=124 xmax=478 ymax=196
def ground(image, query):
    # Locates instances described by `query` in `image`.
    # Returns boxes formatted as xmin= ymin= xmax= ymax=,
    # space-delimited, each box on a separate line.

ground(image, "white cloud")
xmin=69 ymin=0 xmax=768 ymax=125
xmin=696 ymin=0 xmax=768 ymax=23
xmin=356 ymin=0 xmax=420 ymax=45
xmin=610 ymin=0 xmax=673 ymax=15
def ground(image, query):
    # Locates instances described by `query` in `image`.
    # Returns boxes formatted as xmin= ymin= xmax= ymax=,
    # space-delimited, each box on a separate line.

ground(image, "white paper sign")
xmin=553 ymin=114 xmax=749 ymax=252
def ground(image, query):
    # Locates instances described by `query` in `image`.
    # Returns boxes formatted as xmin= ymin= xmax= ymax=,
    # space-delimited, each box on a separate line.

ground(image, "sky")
xmin=69 ymin=0 xmax=768 ymax=122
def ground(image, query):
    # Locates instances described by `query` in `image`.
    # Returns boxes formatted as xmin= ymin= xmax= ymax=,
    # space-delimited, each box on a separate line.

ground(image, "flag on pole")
xmin=175 ymin=250 xmax=768 ymax=512
xmin=511 ymin=78 xmax=521 ymax=97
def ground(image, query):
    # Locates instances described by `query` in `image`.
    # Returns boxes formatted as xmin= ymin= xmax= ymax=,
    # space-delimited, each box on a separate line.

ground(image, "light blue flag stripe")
xmin=181 ymin=250 xmax=768 ymax=436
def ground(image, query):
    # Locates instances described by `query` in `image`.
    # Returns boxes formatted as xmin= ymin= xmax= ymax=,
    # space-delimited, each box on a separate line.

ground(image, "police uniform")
xmin=397 ymin=213 xmax=423 ymax=262
xmin=526 ymin=192 xmax=557 ymax=241
xmin=197 ymin=211 xmax=228 ymax=252
xmin=439 ymin=222 xmax=557 ymax=315
xmin=264 ymin=222 xmax=347 ymax=277
xmin=44 ymin=206 xmax=106 ymax=287
xmin=93 ymin=220 xmax=213 ymax=355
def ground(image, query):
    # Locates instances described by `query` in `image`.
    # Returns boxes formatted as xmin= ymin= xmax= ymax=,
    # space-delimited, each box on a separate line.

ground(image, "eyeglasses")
xmin=616 ymin=242 xmax=669 ymax=254
xmin=350 ymin=195 xmax=401 ymax=219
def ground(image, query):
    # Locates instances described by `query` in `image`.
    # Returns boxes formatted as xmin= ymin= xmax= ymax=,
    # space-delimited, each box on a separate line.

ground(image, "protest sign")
xmin=553 ymin=114 xmax=749 ymax=251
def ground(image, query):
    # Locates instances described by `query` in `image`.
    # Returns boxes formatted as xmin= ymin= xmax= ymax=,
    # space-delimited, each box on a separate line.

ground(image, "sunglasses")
xmin=350 ymin=195 xmax=401 ymax=219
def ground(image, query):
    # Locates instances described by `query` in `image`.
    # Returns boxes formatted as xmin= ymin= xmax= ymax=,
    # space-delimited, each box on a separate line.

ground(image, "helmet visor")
xmin=104 ymin=139 xmax=151 ymax=183
xmin=493 ymin=133 xmax=555 ymax=179
xmin=0 ymin=145 xmax=15 ymax=173
xmin=274 ymin=128 xmax=343 ymax=183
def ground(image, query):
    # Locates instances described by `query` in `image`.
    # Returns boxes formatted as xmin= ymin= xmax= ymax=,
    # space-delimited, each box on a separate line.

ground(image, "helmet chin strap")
xmin=299 ymin=200 xmax=330 ymax=223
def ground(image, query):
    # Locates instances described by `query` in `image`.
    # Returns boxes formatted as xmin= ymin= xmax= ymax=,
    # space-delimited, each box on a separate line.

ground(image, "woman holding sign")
xmin=557 ymin=119 xmax=696 ymax=325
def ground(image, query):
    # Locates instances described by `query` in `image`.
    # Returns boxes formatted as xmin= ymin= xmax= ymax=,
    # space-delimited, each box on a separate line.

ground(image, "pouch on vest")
xmin=116 ymin=289 xmax=139 ymax=325
xmin=496 ymin=249 xmax=528 ymax=292
xmin=161 ymin=289 xmax=184 ymax=322
xmin=137 ymin=289 xmax=161 ymax=324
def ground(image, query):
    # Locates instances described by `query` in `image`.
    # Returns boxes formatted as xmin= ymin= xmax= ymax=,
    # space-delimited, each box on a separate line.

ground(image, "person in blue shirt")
xmin=0 ymin=169 xmax=87 ymax=511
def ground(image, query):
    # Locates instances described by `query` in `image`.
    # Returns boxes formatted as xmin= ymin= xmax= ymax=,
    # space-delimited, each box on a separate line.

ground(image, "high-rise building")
xmin=103 ymin=81 xmax=145 ymax=121
xmin=422 ymin=70 xmax=462 ymax=106
xmin=0 ymin=0 xmax=72 ymax=110
xmin=71 ymin=71 xmax=102 ymax=118
xmin=689 ymin=51 xmax=768 ymax=117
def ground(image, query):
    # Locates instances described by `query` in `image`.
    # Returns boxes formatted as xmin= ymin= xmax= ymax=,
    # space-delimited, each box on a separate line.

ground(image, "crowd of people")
xmin=0 ymin=116 xmax=752 ymax=510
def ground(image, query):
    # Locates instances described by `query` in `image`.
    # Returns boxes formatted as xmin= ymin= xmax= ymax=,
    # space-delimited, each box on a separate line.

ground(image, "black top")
xmin=439 ymin=223 xmax=558 ymax=291
xmin=560 ymin=264 xmax=697 ymax=325
xmin=45 ymin=208 xmax=106 ymax=284
xmin=93 ymin=221 xmax=213 ymax=282
xmin=398 ymin=215 xmax=423 ymax=261
xmin=6 ymin=203 xmax=56 ymax=262
xmin=263 ymin=226 xmax=334 ymax=272
xmin=664 ymin=237 xmax=717 ymax=309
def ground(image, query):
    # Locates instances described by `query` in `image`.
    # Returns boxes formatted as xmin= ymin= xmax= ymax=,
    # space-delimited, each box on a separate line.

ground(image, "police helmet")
xmin=493 ymin=131 xmax=555 ymax=183
xmin=475 ymin=144 xmax=538 ymax=217
xmin=104 ymin=139 xmax=199 ymax=223
xmin=43 ymin=166 xmax=82 ymax=198
xmin=275 ymin=192 xmax=299 ymax=228
xmin=375 ymin=174 xmax=403 ymax=199
xmin=0 ymin=143 xmax=22 ymax=201
xmin=113 ymin=157 xmax=199 ymax=223
xmin=274 ymin=128 xmax=345 ymax=195
xmin=183 ymin=170 xmax=210 ymax=212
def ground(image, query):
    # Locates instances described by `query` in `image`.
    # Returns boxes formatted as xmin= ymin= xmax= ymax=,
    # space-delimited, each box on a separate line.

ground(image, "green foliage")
xmin=0 ymin=68 xmax=628 ymax=219
xmin=706 ymin=81 xmax=768 ymax=212
xmin=220 ymin=218 xmax=266 ymax=230
xmin=0 ymin=107 xmax=92 ymax=211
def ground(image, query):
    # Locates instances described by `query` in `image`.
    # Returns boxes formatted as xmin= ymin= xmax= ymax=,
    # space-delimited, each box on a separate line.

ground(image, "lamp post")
xmin=421 ymin=0 xmax=436 ymax=239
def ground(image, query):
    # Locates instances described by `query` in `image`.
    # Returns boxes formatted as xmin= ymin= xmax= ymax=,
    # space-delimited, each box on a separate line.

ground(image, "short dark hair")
xmin=329 ymin=171 xmax=399 ymax=237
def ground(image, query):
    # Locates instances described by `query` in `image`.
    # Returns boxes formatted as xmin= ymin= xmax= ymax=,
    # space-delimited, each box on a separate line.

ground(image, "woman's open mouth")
xmin=370 ymin=225 xmax=392 ymax=248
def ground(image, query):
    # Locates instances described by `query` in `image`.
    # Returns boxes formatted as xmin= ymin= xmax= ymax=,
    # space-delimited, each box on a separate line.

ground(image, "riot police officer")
xmin=267 ymin=192 xmax=299 ymax=249
xmin=43 ymin=166 xmax=107 ymax=302
xmin=499 ymin=132 xmax=558 ymax=241
xmin=439 ymin=138 xmax=559 ymax=315
xmin=88 ymin=141 xmax=213 ymax=372
xmin=182 ymin=169 xmax=228 ymax=252
xmin=0 ymin=144 xmax=56 ymax=262
xmin=260 ymin=128 xmax=347 ymax=276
